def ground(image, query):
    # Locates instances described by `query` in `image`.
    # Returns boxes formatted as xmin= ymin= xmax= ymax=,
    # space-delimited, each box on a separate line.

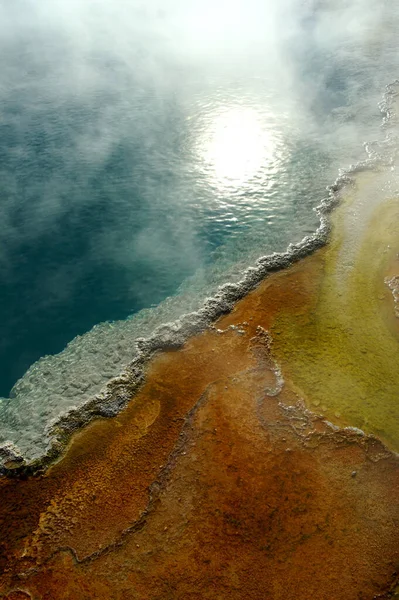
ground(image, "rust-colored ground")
xmin=0 ymin=243 xmax=398 ymax=599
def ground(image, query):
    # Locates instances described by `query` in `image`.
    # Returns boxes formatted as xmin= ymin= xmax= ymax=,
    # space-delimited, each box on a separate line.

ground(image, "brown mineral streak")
xmin=0 ymin=249 xmax=398 ymax=599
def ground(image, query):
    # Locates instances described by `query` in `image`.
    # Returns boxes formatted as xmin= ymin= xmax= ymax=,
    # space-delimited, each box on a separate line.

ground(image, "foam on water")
xmin=1 ymin=81 xmax=398 ymax=473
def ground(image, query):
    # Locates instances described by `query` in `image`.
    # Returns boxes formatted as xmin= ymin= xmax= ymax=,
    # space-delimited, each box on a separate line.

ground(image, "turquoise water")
xmin=0 ymin=0 xmax=398 ymax=460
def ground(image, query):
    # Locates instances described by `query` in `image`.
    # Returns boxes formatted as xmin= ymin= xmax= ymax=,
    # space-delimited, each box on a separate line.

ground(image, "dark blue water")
xmin=0 ymin=92 xmax=204 ymax=395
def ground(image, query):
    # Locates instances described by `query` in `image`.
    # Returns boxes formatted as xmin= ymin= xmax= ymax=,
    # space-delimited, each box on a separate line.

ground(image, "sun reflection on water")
xmin=196 ymin=105 xmax=278 ymax=191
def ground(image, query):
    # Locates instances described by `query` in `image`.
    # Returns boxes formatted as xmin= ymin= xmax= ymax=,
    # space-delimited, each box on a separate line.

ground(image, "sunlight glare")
xmin=200 ymin=107 xmax=276 ymax=189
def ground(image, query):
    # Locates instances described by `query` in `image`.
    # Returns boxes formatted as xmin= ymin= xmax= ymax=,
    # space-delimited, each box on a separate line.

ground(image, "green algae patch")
xmin=272 ymin=181 xmax=399 ymax=451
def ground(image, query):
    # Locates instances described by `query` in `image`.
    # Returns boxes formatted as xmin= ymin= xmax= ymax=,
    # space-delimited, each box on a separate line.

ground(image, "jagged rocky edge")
xmin=385 ymin=275 xmax=399 ymax=317
xmin=1 ymin=81 xmax=399 ymax=477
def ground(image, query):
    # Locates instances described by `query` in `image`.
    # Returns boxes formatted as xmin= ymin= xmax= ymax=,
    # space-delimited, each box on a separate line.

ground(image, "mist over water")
xmin=1 ymin=0 xmax=399 ymax=458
